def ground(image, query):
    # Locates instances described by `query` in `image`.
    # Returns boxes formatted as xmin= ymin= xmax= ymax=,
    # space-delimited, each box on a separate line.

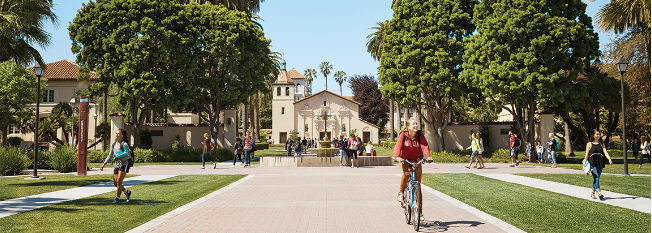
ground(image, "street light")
xmin=28 ymin=63 xmax=44 ymax=180
xmin=616 ymin=56 xmax=629 ymax=176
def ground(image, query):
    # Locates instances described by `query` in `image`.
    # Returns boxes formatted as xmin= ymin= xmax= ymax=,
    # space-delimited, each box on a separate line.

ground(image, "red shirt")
xmin=393 ymin=131 xmax=431 ymax=163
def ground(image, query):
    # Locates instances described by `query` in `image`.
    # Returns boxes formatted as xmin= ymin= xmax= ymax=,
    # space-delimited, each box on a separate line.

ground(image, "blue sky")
xmin=36 ymin=0 xmax=615 ymax=97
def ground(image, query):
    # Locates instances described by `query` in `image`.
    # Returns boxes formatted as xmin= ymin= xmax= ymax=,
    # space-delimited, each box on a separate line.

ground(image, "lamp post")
xmin=28 ymin=63 xmax=44 ymax=180
xmin=94 ymin=113 xmax=98 ymax=150
xmin=616 ymin=56 xmax=629 ymax=176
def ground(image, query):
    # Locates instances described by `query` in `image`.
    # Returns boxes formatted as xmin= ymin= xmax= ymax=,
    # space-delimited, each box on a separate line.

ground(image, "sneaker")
xmin=214 ymin=163 xmax=217 ymax=169
xmin=243 ymin=164 xmax=247 ymax=168
xmin=397 ymin=192 xmax=404 ymax=202
xmin=509 ymin=164 xmax=515 ymax=167
xmin=419 ymin=214 xmax=425 ymax=221
xmin=515 ymin=160 xmax=520 ymax=166
xmin=125 ymin=190 xmax=132 ymax=202
xmin=231 ymin=165 xmax=235 ymax=168
xmin=112 ymin=198 xmax=119 ymax=204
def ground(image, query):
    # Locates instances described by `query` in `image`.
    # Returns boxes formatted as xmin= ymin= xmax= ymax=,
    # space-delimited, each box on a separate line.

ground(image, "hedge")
xmin=87 ymin=147 xmax=234 ymax=163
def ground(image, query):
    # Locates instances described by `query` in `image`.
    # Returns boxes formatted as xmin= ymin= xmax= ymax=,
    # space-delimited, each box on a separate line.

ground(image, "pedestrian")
xmin=548 ymin=133 xmax=559 ymax=168
xmin=294 ymin=137 xmax=303 ymax=156
xmin=582 ymin=129 xmax=613 ymax=200
xmin=285 ymin=137 xmax=293 ymax=156
xmin=243 ymin=131 xmax=253 ymax=167
xmin=357 ymin=137 xmax=365 ymax=158
xmin=394 ymin=118 xmax=433 ymax=222
xmin=465 ymin=133 xmax=481 ymax=169
xmin=201 ymin=133 xmax=216 ymax=169
xmin=536 ymin=142 xmax=545 ymax=164
xmin=232 ymin=137 xmax=244 ymax=167
xmin=639 ymin=136 xmax=650 ymax=169
xmin=100 ymin=129 xmax=133 ymax=204
xmin=339 ymin=135 xmax=348 ymax=166
xmin=475 ymin=132 xmax=485 ymax=168
xmin=366 ymin=142 xmax=376 ymax=157
xmin=632 ymin=138 xmax=640 ymax=160
xmin=509 ymin=131 xmax=521 ymax=167
xmin=302 ymin=137 xmax=308 ymax=153
xmin=525 ymin=139 xmax=532 ymax=163
xmin=348 ymin=134 xmax=360 ymax=168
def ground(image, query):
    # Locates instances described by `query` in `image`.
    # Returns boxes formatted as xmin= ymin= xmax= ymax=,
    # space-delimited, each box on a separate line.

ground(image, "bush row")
xmin=88 ymin=147 xmax=234 ymax=163
xmin=0 ymin=144 xmax=79 ymax=175
xmin=0 ymin=147 xmax=32 ymax=176
xmin=429 ymin=148 xmax=532 ymax=163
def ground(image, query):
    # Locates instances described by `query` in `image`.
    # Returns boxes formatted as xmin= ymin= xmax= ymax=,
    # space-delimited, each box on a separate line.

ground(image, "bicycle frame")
xmin=402 ymin=159 xmax=424 ymax=231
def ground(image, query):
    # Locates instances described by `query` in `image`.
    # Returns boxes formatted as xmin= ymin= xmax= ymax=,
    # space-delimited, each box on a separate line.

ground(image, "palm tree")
xmin=588 ymin=0 xmax=650 ymax=61
xmin=303 ymin=68 xmax=316 ymax=95
xmin=366 ymin=20 xmax=388 ymax=62
xmin=334 ymin=71 xmax=347 ymax=96
xmin=319 ymin=61 xmax=333 ymax=92
xmin=0 ymin=0 xmax=58 ymax=68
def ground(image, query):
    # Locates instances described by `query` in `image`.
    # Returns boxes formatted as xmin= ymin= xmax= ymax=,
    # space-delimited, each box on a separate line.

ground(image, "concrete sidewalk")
xmin=0 ymin=175 xmax=176 ymax=218
xmin=479 ymin=174 xmax=651 ymax=213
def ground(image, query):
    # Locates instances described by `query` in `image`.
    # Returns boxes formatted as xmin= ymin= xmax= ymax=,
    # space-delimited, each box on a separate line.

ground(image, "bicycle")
xmin=400 ymin=159 xmax=426 ymax=231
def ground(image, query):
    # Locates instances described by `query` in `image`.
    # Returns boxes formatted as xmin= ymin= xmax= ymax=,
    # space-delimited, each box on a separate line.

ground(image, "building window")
xmin=8 ymin=125 xmax=20 ymax=135
xmin=277 ymin=87 xmax=281 ymax=96
xmin=151 ymin=130 xmax=164 ymax=136
xmin=42 ymin=90 xmax=55 ymax=103
xmin=285 ymin=87 xmax=290 ymax=96
xmin=282 ymin=107 xmax=285 ymax=115
xmin=296 ymin=84 xmax=301 ymax=93
xmin=323 ymin=101 xmax=327 ymax=106
xmin=500 ymin=129 xmax=510 ymax=135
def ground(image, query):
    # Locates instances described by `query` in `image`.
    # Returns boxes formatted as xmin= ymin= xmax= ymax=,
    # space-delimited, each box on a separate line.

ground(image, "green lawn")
xmin=0 ymin=174 xmax=245 ymax=233
xmin=516 ymin=173 xmax=651 ymax=198
xmin=527 ymin=161 xmax=651 ymax=174
xmin=1 ymin=174 xmax=138 ymax=201
xmin=422 ymin=173 xmax=650 ymax=233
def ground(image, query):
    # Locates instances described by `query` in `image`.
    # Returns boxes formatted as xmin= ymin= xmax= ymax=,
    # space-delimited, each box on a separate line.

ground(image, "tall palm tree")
xmin=366 ymin=20 xmax=387 ymax=62
xmin=303 ymin=68 xmax=316 ymax=95
xmin=0 ymin=0 xmax=58 ymax=68
xmin=319 ymin=61 xmax=333 ymax=92
xmin=334 ymin=71 xmax=347 ymax=96
xmin=588 ymin=0 xmax=650 ymax=61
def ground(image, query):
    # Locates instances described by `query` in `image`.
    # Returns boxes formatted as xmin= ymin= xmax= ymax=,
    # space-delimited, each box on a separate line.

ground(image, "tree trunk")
xmin=389 ymin=99 xmax=394 ymax=142
xmin=103 ymin=91 xmax=108 ymax=150
xmin=208 ymin=100 xmax=221 ymax=149
xmin=242 ymin=103 xmax=248 ymax=136
xmin=564 ymin=120 xmax=573 ymax=156
xmin=254 ymin=95 xmax=260 ymax=142
xmin=131 ymin=100 xmax=146 ymax=148
xmin=604 ymin=111 xmax=620 ymax=147
xmin=559 ymin=111 xmax=587 ymax=145
xmin=422 ymin=108 xmax=438 ymax=151
xmin=528 ymin=100 xmax=535 ymax=147
xmin=0 ymin=125 xmax=7 ymax=146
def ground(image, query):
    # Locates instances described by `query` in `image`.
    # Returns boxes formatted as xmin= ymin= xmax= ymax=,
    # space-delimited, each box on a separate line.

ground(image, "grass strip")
xmin=422 ymin=173 xmax=651 ymax=233
xmin=0 ymin=174 xmax=137 ymax=201
xmin=516 ymin=173 xmax=651 ymax=198
xmin=0 ymin=174 xmax=246 ymax=233
xmin=527 ymin=162 xmax=651 ymax=175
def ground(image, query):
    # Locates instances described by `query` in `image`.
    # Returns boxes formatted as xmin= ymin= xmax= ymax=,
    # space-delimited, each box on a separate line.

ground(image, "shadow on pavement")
xmin=421 ymin=220 xmax=485 ymax=232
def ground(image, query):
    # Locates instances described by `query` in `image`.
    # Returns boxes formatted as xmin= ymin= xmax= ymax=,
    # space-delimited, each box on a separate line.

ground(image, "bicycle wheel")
xmin=411 ymin=183 xmax=421 ymax=231
xmin=403 ymin=189 xmax=411 ymax=224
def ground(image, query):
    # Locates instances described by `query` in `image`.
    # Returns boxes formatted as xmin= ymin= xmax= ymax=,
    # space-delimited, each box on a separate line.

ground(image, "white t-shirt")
xmin=365 ymin=144 xmax=375 ymax=153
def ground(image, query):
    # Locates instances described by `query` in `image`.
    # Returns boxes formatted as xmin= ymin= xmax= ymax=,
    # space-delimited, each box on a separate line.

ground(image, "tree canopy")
xmin=348 ymin=74 xmax=388 ymax=131
xmin=0 ymin=61 xmax=48 ymax=145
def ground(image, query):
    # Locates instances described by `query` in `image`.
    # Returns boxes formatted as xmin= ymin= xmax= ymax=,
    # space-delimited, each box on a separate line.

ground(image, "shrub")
xmin=133 ymin=148 xmax=161 ymax=163
xmin=609 ymin=140 xmax=623 ymax=150
xmin=211 ymin=148 xmax=234 ymax=162
xmin=0 ymin=147 xmax=32 ymax=176
xmin=383 ymin=142 xmax=396 ymax=149
xmin=164 ymin=147 xmax=202 ymax=162
xmin=255 ymin=142 xmax=269 ymax=151
xmin=7 ymin=137 xmax=23 ymax=147
xmin=48 ymin=144 xmax=78 ymax=173
xmin=429 ymin=150 xmax=470 ymax=163
xmin=87 ymin=150 xmax=108 ymax=163
xmin=36 ymin=151 xmax=53 ymax=170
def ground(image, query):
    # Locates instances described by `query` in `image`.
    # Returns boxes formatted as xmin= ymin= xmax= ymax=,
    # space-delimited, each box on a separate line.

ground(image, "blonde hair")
xmin=204 ymin=133 xmax=209 ymax=138
xmin=400 ymin=118 xmax=419 ymax=132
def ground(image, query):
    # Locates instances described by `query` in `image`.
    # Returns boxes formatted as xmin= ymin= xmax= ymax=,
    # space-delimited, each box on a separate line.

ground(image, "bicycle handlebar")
xmin=400 ymin=159 xmax=426 ymax=165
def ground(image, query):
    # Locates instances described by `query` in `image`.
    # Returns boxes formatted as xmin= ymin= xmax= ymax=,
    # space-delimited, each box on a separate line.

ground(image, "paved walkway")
xmin=0 ymin=175 xmax=176 ymax=218
xmin=1 ymin=162 xmax=649 ymax=232
xmin=479 ymin=174 xmax=651 ymax=213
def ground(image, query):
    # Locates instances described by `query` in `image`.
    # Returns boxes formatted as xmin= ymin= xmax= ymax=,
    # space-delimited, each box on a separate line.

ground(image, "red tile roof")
xmin=26 ymin=59 xmax=99 ymax=81
xmin=287 ymin=69 xmax=305 ymax=79
xmin=274 ymin=69 xmax=305 ymax=84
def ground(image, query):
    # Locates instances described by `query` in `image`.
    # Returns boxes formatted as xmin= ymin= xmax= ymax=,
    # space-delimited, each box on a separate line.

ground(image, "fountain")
xmin=308 ymin=136 xmax=340 ymax=157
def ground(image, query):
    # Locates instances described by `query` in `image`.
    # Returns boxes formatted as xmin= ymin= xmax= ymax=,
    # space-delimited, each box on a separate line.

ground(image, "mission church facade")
xmin=271 ymin=67 xmax=379 ymax=144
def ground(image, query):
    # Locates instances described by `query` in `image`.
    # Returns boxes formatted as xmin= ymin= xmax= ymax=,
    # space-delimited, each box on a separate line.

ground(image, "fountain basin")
xmin=308 ymin=148 xmax=339 ymax=157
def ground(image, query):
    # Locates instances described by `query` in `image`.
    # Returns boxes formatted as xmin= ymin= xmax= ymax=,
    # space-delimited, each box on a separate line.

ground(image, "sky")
xmin=35 ymin=0 xmax=616 ymax=97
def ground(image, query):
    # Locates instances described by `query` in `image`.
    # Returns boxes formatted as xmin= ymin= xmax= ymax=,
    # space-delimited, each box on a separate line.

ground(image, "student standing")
xmin=243 ymin=132 xmax=253 ymax=167
xmin=640 ymin=136 xmax=650 ymax=169
xmin=525 ymin=140 xmax=532 ymax=163
xmin=285 ymin=137 xmax=293 ymax=156
xmin=536 ymin=142 xmax=545 ymax=164
xmin=302 ymin=138 xmax=308 ymax=153
xmin=201 ymin=133 xmax=216 ymax=169
xmin=582 ymin=129 xmax=613 ymax=200
xmin=100 ymin=129 xmax=133 ymax=204
xmin=357 ymin=137 xmax=365 ymax=158
xmin=294 ymin=137 xmax=303 ymax=156
xmin=348 ymin=135 xmax=360 ymax=168
xmin=548 ymin=133 xmax=558 ymax=168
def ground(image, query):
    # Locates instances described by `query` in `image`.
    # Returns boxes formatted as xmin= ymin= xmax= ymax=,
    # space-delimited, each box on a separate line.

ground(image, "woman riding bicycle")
xmin=394 ymin=118 xmax=432 ymax=221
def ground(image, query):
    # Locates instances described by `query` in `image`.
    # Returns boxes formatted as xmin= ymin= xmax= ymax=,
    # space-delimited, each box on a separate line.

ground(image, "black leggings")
xmin=233 ymin=153 xmax=243 ymax=166
xmin=640 ymin=153 xmax=650 ymax=165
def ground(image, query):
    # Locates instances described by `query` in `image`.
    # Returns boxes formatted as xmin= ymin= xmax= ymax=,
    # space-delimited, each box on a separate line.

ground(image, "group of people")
xmin=336 ymin=134 xmax=375 ymax=168
xmin=285 ymin=137 xmax=319 ymax=156
xmin=503 ymin=131 xmax=560 ymax=168
xmin=630 ymin=136 xmax=651 ymax=169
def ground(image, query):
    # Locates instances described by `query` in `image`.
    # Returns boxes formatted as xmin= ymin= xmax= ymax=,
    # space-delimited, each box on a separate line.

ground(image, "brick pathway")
xmin=123 ymin=164 xmax=537 ymax=232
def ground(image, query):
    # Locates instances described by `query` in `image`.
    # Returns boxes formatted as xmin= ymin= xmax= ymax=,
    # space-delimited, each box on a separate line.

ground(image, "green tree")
xmin=462 ymin=0 xmax=601 ymax=145
xmin=0 ymin=0 xmax=58 ymax=68
xmin=303 ymin=68 xmax=316 ymax=95
xmin=366 ymin=21 xmax=388 ymax=62
xmin=319 ymin=61 xmax=333 ymax=92
xmin=70 ymin=0 xmax=202 ymax=148
xmin=334 ymin=71 xmax=347 ymax=95
xmin=177 ymin=0 xmax=265 ymax=14
xmin=348 ymin=74 xmax=389 ymax=131
xmin=380 ymin=0 xmax=477 ymax=151
xmin=183 ymin=3 xmax=273 ymax=144
xmin=0 ymin=61 xmax=48 ymax=145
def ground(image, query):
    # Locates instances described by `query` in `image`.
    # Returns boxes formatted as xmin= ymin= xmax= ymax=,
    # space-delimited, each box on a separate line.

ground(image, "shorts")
xmin=349 ymin=149 xmax=357 ymax=159
xmin=510 ymin=147 xmax=519 ymax=158
xmin=114 ymin=164 xmax=130 ymax=174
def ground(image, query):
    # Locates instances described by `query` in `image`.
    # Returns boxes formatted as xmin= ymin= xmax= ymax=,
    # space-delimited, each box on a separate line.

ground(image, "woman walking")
xmin=339 ymin=135 xmax=348 ymax=166
xmin=639 ymin=136 xmax=650 ymax=169
xmin=243 ymin=131 xmax=253 ymax=167
xmin=394 ymin=118 xmax=433 ymax=221
xmin=232 ymin=137 xmax=244 ymax=168
xmin=582 ymin=129 xmax=613 ymax=200
xmin=201 ymin=133 xmax=216 ymax=169
xmin=100 ymin=129 xmax=133 ymax=204
xmin=475 ymin=132 xmax=485 ymax=168
xmin=465 ymin=133 xmax=480 ymax=169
